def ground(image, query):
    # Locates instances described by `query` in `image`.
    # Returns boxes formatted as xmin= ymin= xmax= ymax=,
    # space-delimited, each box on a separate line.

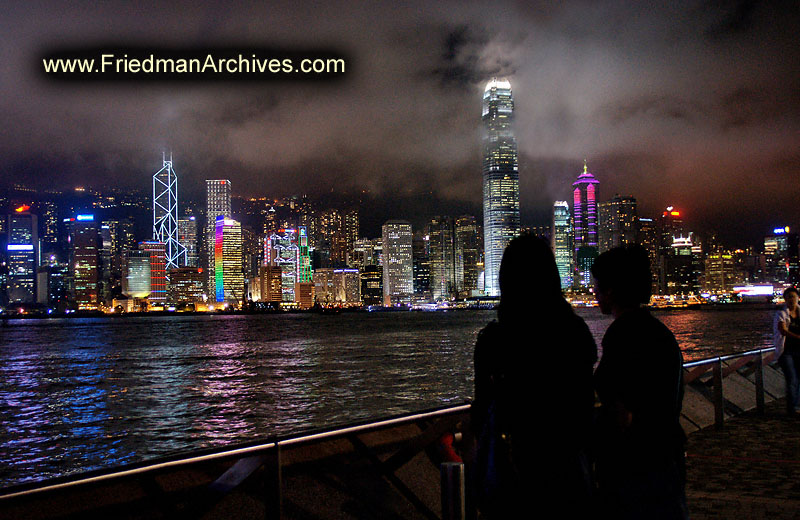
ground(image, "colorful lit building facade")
xmin=572 ymin=162 xmax=599 ymax=289
xmin=214 ymin=216 xmax=243 ymax=304
xmin=205 ymin=179 xmax=232 ymax=294
xmin=139 ymin=241 xmax=167 ymax=304
xmin=263 ymin=227 xmax=313 ymax=303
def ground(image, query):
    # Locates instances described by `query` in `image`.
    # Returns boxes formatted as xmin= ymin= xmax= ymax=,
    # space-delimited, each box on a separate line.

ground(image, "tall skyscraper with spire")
xmin=152 ymin=154 xmax=186 ymax=270
xmin=482 ymin=77 xmax=519 ymax=297
xmin=572 ymin=161 xmax=600 ymax=289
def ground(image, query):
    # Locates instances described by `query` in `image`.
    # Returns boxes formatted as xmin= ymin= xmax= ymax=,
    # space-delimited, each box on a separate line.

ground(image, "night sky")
xmin=1 ymin=1 xmax=798 ymax=246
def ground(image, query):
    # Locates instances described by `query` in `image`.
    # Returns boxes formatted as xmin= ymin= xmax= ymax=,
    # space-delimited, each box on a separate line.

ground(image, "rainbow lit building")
xmin=214 ymin=215 xmax=243 ymax=304
xmin=572 ymin=161 xmax=599 ymax=289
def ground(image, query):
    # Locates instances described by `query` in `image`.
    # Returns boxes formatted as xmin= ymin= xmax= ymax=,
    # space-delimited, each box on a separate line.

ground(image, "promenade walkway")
xmin=686 ymin=398 xmax=800 ymax=519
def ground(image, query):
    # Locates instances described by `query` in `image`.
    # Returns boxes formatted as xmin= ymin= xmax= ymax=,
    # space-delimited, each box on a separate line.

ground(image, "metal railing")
xmin=683 ymin=347 xmax=775 ymax=429
xmin=0 ymin=403 xmax=471 ymax=520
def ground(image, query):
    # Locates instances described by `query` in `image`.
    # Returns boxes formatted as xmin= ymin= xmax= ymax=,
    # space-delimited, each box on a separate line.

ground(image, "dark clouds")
xmin=0 ymin=0 xmax=798 ymax=245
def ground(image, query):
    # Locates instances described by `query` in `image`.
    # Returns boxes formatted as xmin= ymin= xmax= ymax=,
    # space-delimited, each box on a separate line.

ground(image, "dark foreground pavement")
xmin=686 ymin=398 xmax=800 ymax=519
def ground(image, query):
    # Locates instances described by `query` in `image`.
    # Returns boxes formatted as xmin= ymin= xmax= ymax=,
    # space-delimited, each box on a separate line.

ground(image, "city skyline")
xmin=0 ymin=2 xmax=798 ymax=247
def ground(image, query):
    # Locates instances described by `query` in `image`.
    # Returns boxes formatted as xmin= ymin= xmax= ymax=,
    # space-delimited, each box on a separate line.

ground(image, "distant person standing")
xmin=470 ymin=235 xmax=597 ymax=518
xmin=775 ymin=287 xmax=800 ymax=415
xmin=591 ymin=246 xmax=688 ymax=519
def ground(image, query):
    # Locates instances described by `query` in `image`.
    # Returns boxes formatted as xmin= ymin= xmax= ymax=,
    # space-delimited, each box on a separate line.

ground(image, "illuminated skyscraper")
xmin=658 ymin=207 xmax=686 ymax=294
xmin=7 ymin=206 xmax=37 ymax=303
xmin=482 ymin=77 xmax=519 ymax=296
xmin=295 ymin=225 xmax=314 ymax=306
xmin=314 ymin=268 xmax=360 ymax=305
xmin=67 ymin=214 xmax=99 ymax=310
xmin=214 ymin=216 xmax=243 ymax=304
xmin=124 ymin=250 xmax=151 ymax=299
xmin=552 ymin=201 xmax=573 ymax=290
xmin=36 ymin=258 xmax=68 ymax=308
xmin=206 ymin=180 xmax=232 ymax=293
xmin=178 ymin=216 xmax=198 ymax=267
xmin=598 ymin=195 xmax=637 ymax=253
xmin=352 ymin=238 xmax=381 ymax=269
xmin=704 ymin=251 xmax=735 ymax=293
xmin=572 ymin=161 xmax=599 ymax=288
xmin=296 ymin=226 xmax=311 ymax=280
xmin=455 ymin=216 xmax=480 ymax=297
xmin=313 ymin=268 xmax=336 ymax=304
xmin=153 ymin=154 xmax=186 ymax=270
xmin=315 ymin=208 xmax=356 ymax=267
xmin=382 ymin=220 xmax=413 ymax=306
xmin=361 ymin=265 xmax=383 ymax=306
xmin=663 ymin=234 xmax=700 ymax=295
xmin=40 ymin=200 xmax=59 ymax=251
xmin=428 ymin=216 xmax=458 ymax=301
xmin=167 ymin=266 xmax=205 ymax=303
xmin=334 ymin=269 xmax=361 ymax=305
xmin=412 ymin=233 xmax=432 ymax=302
xmin=139 ymin=241 xmax=167 ymax=304
xmin=659 ymin=207 xmax=684 ymax=253
xmin=764 ymin=227 xmax=799 ymax=285
xmin=264 ymin=228 xmax=300 ymax=302
xmin=637 ymin=217 xmax=659 ymax=294
xmin=99 ymin=224 xmax=113 ymax=303
xmin=344 ymin=209 xmax=359 ymax=266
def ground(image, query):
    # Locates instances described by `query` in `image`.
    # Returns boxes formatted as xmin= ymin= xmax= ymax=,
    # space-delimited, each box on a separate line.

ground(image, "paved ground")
xmin=686 ymin=399 xmax=800 ymax=519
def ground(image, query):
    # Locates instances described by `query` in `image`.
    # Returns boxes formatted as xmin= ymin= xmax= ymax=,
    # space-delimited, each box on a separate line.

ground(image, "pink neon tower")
xmin=572 ymin=160 xmax=600 ymax=288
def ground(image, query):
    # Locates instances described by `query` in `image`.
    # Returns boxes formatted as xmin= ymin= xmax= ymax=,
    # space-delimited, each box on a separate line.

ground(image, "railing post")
xmin=265 ymin=445 xmax=282 ymax=520
xmin=713 ymin=359 xmax=724 ymax=429
xmin=441 ymin=462 xmax=465 ymax=520
xmin=754 ymin=352 xmax=765 ymax=415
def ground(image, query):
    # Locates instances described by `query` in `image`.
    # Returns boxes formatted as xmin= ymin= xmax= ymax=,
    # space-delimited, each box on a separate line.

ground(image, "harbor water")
xmin=0 ymin=305 xmax=776 ymax=488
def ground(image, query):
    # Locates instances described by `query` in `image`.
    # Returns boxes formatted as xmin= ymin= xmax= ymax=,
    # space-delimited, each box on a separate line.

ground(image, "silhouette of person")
xmin=591 ymin=246 xmax=688 ymax=519
xmin=775 ymin=287 xmax=800 ymax=415
xmin=470 ymin=235 xmax=597 ymax=518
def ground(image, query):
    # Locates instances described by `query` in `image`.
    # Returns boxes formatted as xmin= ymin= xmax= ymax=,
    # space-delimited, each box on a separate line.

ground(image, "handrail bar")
xmin=0 ymin=403 xmax=471 ymax=502
xmin=682 ymin=347 xmax=773 ymax=369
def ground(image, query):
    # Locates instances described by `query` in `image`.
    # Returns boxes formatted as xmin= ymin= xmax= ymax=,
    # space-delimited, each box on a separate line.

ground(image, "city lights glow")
xmin=733 ymin=285 xmax=774 ymax=296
